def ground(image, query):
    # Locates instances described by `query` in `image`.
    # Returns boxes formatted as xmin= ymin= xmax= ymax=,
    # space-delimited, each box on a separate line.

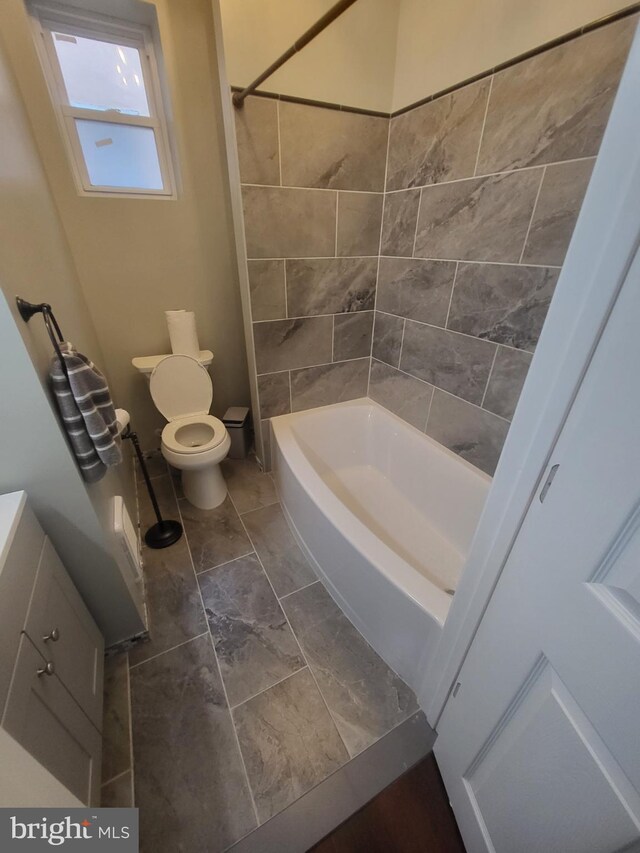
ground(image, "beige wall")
xmin=1 ymin=0 xmax=249 ymax=449
xmin=392 ymin=0 xmax=632 ymax=111
xmin=219 ymin=0 xmax=631 ymax=113
xmin=219 ymin=0 xmax=398 ymax=113
xmin=0 ymin=39 xmax=145 ymax=643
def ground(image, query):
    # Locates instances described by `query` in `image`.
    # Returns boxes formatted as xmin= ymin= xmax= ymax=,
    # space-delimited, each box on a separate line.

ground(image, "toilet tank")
xmin=132 ymin=350 xmax=213 ymax=383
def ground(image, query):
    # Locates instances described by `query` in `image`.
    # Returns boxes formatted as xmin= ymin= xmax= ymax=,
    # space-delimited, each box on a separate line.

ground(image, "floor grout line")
xmin=278 ymin=578 xmax=321 ymax=601
xmin=170 ymin=476 xmax=262 ymax=829
xmin=230 ymin=665 xmax=309 ymax=711
xmin=128 ymin=632 xmax=210 ymax=670
xmin=227 ymin=491 xmax=353 ymax=761
xmin=239 ymin=497 xmax=280 ymax=516
xmin=101 ymin=769 xmax=131 ymax=789
xmin=125 ymin=650 xmax=135 ymax=808
xmin=194 ymin=550 xmax=256 ymax=575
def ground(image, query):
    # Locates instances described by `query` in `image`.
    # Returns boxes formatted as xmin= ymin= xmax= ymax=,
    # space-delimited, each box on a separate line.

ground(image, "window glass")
xmin=75 ymin=120 xmax=162 ymax=189
xmin=53 ymin=32 xmax=150 ymax=116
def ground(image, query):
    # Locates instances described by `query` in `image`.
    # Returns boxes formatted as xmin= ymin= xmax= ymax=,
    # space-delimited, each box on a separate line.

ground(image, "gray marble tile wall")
xmin=234 ymin=16 xmax=635 ymax=476
xmin=235 ymin=97 xmax=387 ymax=467
xmin=371 ymin=16 xmax=635 ymax=475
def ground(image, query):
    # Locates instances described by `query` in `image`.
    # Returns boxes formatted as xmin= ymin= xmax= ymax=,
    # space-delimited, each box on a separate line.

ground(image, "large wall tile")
xmin=290 ymin=359 xmax=369 ymax=412
xmin=400 ymin=321 xmax=496 ymax=404
xmin=386 ymin=79 xmax=490 ymax=190
xmin=248 ymin=259 xmax=286 ymax=321
xmin=476 ymin=17 xmax=635 ymax=174
xmin=369 ymin=359 xmax=433 ymax=430
xmin=483 ymin=346 xmax=533 ymax=420
xmin=522 ymin=159 xmax=594 ymax=266
xmin=426 ymin=390 xmax=509 ymax=476
xmin=372 ymin=312 xmax=404 ymax=367
xmin=414 ymin=171 xmax=542 ymax=262
xmin=242 ymin=186 xmax=336 ymax=258
xmin=448 ymin=263 xmax=559 ymax=350
xmin=337 ymin=192 xmax=383 ymax=256
xmin=279 ymin=102 xmax=388 ymax=191
xmin=234 ymin=96 xmax=280 ymax=186
xmin=333 ymin=312 xmax=374 ymax=361
xmin=258 ymin=372 xmax=291 ymax=419
xmin=377 ymin=258 xmax=456 ymax=326
xmin=286 ymin=257 xmax=377 ymax=316
xmin=131 ymin=636 xmax=257 ymax=851
xmin=253 ymin=317 xmax=333 ymax=373
xmin=380 ymin=189 xmax=421 ymax=257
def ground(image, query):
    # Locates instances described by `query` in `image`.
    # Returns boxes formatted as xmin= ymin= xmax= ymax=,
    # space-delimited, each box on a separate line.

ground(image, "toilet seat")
xmin=149 ymin=354 xmax=213 ymax=421
xmin=162 ymin=414 xmax=227 ymax=455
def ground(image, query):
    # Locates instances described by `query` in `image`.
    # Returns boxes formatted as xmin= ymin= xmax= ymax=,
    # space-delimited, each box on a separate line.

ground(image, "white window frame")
xmin=29 ymin=1 xmax=177 ymax=199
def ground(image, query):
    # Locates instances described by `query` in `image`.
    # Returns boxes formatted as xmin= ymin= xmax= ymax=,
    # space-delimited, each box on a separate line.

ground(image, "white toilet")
xmin=147 ymin=354 xmax=230 ymax=510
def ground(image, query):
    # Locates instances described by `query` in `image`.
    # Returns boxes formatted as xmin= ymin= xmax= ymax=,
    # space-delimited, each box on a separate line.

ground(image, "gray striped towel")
xmin=50 ymin=342 xmax=122 ymax=483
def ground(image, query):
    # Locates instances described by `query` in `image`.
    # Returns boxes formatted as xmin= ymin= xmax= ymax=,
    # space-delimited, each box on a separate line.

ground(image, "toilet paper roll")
xmin=114 ymin=408 xmax=130 ymax=436
xmin=165 ymin=310 xmax=200 ymax=359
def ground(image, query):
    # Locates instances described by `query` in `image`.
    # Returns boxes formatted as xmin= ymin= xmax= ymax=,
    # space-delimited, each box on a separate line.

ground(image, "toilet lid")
xmin=149 ymin=354 xmax=213 ymax=421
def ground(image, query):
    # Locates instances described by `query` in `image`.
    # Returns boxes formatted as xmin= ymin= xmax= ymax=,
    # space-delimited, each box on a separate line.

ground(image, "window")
xmin=30 ymin=3 xmax=176 ymax=197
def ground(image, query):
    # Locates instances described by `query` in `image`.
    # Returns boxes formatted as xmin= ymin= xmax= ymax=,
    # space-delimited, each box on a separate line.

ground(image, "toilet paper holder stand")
xmin=121 ymin=426 xmax=183 ymax=549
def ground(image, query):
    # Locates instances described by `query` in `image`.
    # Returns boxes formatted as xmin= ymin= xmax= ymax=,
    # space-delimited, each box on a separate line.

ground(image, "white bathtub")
xmin=271 ymin=398 xmax=490 ymax=693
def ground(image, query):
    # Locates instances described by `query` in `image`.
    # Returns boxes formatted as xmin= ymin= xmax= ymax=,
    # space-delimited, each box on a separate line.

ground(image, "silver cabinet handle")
xmin=43 ymin=628 xmax=60 ymax=643
xmin=37 ymin=661 xmax=55 ymax=678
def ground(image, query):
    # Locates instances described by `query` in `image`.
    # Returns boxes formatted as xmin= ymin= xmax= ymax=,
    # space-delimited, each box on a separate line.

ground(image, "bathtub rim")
xmin=271 ymin=397 xmax=489 ymax=627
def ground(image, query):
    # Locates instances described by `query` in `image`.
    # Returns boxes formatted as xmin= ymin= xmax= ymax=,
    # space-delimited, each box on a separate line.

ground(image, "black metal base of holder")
xmin=144 ymin=519 xmax=183 ymax=549
xmin=121 ymin=425 xmax=183 ymax=550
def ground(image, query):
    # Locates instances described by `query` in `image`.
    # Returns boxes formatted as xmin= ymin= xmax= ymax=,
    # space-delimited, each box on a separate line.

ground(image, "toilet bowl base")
xmin=182 ymin=463 xmax=227 ymax=510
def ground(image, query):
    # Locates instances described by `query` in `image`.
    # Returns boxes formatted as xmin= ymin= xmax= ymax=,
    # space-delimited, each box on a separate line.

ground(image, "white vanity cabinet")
xmin=0 ymin=492 xmax=104 ymax=806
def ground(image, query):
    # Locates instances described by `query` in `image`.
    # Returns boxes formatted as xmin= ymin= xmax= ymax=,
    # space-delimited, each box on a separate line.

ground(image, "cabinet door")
xmin=24 ymin=539 xmax=104 ymax=730
xmin=0 ymin=500 xmax=44 ymax=715
xmin=2 ymin=635 xmax=102 ymax=805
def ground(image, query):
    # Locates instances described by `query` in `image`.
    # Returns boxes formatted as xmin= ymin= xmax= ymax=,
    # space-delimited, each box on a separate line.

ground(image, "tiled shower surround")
xmin=235 ymin=15 xmax=636 ymax=475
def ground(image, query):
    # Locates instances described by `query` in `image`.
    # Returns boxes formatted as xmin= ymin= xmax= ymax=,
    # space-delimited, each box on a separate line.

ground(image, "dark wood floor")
xmin=309 ymin=753 xmax=466 ymax=853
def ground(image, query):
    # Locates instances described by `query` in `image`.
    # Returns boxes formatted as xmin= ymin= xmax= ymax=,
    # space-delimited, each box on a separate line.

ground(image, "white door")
xmin=434 ymin=241 xmax=640 ymax=853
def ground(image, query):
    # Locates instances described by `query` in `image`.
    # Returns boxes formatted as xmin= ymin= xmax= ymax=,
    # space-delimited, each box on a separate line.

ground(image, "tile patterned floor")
xmin=103 ymin=454 xmax=419 ymax=852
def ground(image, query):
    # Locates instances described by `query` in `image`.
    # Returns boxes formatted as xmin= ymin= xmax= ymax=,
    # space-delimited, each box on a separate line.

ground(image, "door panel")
xmin=435 ymin=243 xmax=640 ymax=850
xmin=468 ymin=660 xmax=639 ymax=853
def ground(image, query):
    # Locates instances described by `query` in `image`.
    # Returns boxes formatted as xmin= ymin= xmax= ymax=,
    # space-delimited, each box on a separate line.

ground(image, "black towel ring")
xmin=16 ymin=297 xmax=71 ymax=383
